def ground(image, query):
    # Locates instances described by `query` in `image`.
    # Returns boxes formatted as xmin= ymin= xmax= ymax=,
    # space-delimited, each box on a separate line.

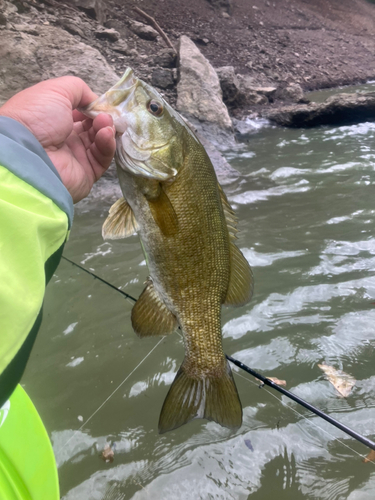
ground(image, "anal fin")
xmin=224 ymin=241 xmax=254 ymax=306
xmin=159 ymin=361 xmax=242 ymax=433
xmin=102 ymin=197 xmax=139 ymax=240
xmin=132 ymin=280 xmax=178 ymax=337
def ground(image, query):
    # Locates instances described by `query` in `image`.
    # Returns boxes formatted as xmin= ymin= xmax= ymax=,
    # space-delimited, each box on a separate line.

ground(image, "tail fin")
xmin=158 ymin=361 xmax=242 ymax=433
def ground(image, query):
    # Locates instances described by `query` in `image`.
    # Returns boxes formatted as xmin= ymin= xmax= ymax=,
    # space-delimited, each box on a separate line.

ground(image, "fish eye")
xmin=147 ymin=100 xmax=164 ymax=117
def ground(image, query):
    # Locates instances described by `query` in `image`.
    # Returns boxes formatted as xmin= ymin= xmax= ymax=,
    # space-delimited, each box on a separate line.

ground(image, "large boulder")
xmin=264 ymin=92 xmax=375 ymax=127
xmin=0 ymin=27 xmax=119 ymax=105
xmin=177 ymin=35 xmax=232 ymax=130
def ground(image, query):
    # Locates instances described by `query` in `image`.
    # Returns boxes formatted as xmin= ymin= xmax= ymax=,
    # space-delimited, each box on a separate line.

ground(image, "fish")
xmin=82 ymin=68 xmax=254 ymax=433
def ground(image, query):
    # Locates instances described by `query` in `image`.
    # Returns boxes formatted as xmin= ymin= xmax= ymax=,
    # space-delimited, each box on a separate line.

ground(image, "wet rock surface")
xmin=264 ymin=92 xmax=375 ymax=127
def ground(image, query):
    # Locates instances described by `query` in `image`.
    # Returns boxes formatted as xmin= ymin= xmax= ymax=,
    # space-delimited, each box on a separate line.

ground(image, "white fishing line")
xmin=58 ymin=336 xmax=166 ymax=453
xmin=235 ymin=371 xmax=375 ymax=465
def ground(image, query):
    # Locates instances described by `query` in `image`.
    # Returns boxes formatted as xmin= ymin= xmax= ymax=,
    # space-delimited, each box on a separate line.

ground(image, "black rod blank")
xmin=62 ymin=256 xmax=137 ymax=302
xmin=227 ymin=354 xmax=375 ymax=451
xmin=63 ymin=255 xmax=375 ymax=452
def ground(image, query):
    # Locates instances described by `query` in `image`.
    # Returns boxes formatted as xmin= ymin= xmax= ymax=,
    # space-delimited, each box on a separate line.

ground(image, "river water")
xmin=23 ymin=86 xmax=375 ymax=499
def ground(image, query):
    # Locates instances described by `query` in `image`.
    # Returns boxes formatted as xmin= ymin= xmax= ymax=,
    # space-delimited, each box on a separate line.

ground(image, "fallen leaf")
xmin=363 ymin=449 xmax=375 ymax=463
xmin=255 ymin=376 xmax=287 ymax=386
xmin=266 ymin=377 xmax=287 ymax=386
xmin=318 ymin=364 xmax=355 ymax=397
xmin=101 ymin=443 xmax=115 ymax=463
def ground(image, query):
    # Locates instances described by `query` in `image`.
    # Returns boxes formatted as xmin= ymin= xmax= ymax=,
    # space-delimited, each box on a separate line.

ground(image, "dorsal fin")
xmin=102 ymin=197 xmax=139 ymax=240
xmin=218 ymin=183 xmax=238 ymax=240
xmin=224 ymin=241 xmax=254 ymax=306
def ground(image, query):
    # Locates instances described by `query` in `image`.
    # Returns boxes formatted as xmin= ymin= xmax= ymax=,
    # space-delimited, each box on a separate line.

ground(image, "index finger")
xmin=49 ymin=76 xmax=99 ymax=110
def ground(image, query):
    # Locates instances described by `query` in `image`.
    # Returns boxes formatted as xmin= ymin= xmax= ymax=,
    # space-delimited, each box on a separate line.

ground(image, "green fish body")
xmin=83 ymin=69 xmax=253 ymax=433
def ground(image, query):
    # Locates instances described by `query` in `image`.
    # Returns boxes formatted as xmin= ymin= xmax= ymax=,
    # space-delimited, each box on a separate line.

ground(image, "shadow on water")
xmin=23 ymin=95 xmax=375 ymax=498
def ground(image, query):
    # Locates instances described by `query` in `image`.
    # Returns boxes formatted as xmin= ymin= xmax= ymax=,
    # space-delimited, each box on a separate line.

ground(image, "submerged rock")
xmin=177 ymin=35 xmax=232 ymax=130
xmin=232 ymin=118 xmax=259 ymax=142
xmin=264 ymin=92 xmax=375 ymax=127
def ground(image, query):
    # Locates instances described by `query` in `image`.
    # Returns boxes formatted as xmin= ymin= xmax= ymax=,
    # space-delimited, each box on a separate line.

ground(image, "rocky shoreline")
xmin=2 ymin=0 xmax=375 ymax=143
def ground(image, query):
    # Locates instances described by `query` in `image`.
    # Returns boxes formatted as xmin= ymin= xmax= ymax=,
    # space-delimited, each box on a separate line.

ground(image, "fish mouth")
xmin=80 ymin=68 xmax=139 ymax=124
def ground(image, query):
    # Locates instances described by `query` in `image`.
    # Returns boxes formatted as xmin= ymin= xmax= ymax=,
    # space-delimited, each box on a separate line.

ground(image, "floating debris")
xmin=244 ymin=439 xmax=254 ymax=451
xmin=363 ymin=450 xmax=375 ymax=463
xmin=318 ymin=364 xmax=356 ymax=398
xmin=266 ymin=377 xmax=287 ymax=386
xmin=101 ymin=443 xmax=115 ymax=463
xmin=255 ymin=376 xmax=287 ymax=387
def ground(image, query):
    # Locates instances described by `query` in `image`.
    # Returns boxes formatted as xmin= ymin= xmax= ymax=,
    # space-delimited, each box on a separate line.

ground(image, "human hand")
xmin=0 ymin=77 xmax=116 ymax=203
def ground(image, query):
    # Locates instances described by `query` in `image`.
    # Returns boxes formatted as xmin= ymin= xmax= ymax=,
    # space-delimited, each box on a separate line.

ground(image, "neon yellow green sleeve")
xmin=0 ymin=165 xmax=69 ymax=377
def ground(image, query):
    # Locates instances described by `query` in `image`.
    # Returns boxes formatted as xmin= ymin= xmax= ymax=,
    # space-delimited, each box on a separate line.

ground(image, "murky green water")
xmin=307 ymin=81 xmax=375 ymax=103
xmin=23 ymin=103 xmax=375 ymax=499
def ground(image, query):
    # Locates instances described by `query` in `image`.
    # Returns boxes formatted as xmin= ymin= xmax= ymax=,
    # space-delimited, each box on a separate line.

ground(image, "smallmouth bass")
xmin=83 ymin=68 xmax=253 ymax=433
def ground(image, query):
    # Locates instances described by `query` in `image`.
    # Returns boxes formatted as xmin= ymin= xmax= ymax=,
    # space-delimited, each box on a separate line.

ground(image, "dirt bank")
xmin=105 ymin=0 xmax=375 ymax=100
xmin=2 ymin=0 xmax=375 ymax=114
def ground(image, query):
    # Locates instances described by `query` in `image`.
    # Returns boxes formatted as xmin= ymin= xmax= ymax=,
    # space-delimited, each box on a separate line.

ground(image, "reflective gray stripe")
xmin=0 ymin=117 xmax=74 ymax=228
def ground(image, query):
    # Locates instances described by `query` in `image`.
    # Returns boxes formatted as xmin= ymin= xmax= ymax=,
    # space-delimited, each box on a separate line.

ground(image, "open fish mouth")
xmin=80 ymin=68 xmax=140 ymax=123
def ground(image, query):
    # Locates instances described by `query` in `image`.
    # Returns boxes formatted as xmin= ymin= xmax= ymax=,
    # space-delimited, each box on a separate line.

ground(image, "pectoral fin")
xmin=148 ymin=188 xmax=178 ymax=237
xmin=224 ymin=241 xmax=254 ymax=306
xmin=132 ymin=280 xmax=178 ymax=337
xmin=102 ymin=198 xmax=139 ymax=240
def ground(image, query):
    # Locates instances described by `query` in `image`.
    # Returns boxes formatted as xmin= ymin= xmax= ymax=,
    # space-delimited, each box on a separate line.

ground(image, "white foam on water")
xmin=63 ymin=322 xmax=78 ymax=335
xmin=66 ymin=357 xmax=84 ymax=368
xmin=241 ymin=248 xmax=306 ymax=268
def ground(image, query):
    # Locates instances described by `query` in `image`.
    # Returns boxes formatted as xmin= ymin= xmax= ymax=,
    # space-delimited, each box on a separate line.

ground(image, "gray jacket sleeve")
xmin=0 ymin=116 xmax=74 ymax=227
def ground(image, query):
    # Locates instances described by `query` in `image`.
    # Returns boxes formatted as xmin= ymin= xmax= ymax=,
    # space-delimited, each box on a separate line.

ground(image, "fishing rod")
xmin=62 ymin=256 xmax=137 ymax=302
xmin=62 ymin=255 xmax=375 ymax=452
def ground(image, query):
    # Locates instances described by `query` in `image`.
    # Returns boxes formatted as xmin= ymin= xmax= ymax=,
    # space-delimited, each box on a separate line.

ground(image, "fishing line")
xmin=58 ymin=335 xmax=165 ymax=452
xmin=62 ymin=256 xmax=137 ymax=303
xmin=61 ymin=255 xmax=375 ymax=453
xmin=235 ymin=371 xmax=375 ymax=465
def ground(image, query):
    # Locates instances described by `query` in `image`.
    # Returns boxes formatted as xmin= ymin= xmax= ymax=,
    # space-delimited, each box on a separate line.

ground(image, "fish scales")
xmin=82 ymin=68 xmax=254 ymax=433
xmin=121 ymin=133 xmax=229 ymax=376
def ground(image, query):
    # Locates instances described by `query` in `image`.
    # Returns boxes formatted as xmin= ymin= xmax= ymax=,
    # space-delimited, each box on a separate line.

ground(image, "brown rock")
xmin=0 ymin=27 xmax=119 ymax=105
xmin=151 ymin=68 xmax=174 ymax=89
xmin=64 ymin=0 xmax=106 ymax=24
xmin=264 ymin=92 xmax=375 ymax=127
xmin=95 ymin=27 xmax=120 ymax=42
xmin=128 ymin=20 xmax=158 ymax=41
